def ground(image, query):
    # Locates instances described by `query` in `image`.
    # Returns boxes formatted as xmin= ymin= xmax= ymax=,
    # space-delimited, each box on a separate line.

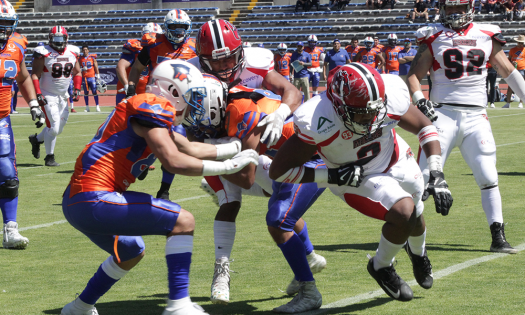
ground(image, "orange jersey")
xmin=225 ymin=86 xmax=294 ymax=155
xmin=382 ymin=46 xmax=403 ymax=72
xmin=509 ymin=46 xmax=525 ymax=70
xmin=117 ymin=39 xmax=149 ymax=95
xmin=0 ymin=32 xmax=26 ymax=118
xmin=374 ymin=44 xmax=384 ymax=51
xmin=79 ymin=54 xmax=97 ymax=78
xmin=274 ymin=53 xmax=292 ymax=76
xmin=357 ymin=47 xmax=381 ymax=68
xmin=345 ymin=45 xmax=361 ymax=61
xmin=304 ymin=46 xmax=324 ymax=68
xmin=69 ymin=93 xmax=176 ymax=197
xmin=146 ymin=35 xmax=197 ymax=69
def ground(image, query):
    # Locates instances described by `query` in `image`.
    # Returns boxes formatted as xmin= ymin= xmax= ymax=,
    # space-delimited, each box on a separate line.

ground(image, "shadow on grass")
xmin=498 ymin=172 xmax=525 ymax=176
xmin=56 ymin=170 xmax=74 ymax=174
xmin=314 ymin=243 xmax=378 ymax=252
xmin=17 ymin=163 xmax=42 ymax=167
xmin=315 ymin=296 xmax=422 ymax=315
xmin=426 ymin=243 xmax=488 ymax=253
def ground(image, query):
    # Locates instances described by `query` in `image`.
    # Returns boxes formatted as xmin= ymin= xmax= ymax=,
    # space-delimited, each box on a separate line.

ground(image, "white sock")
xmin=43 ymin=128 xmax=56 ymax=156
xmin=481 ymin=186 xmax=504 ymax=225
xmin=165 ymin=235 xmax=193 ymax=255
xmin=101 ymin=256 xmax=128 ymax=280
xmin=374 ymin=233 xmax=404 ymax=270
xmin=75 ymin=297 xmax=95 ymax=309
xmin=36 ymin=128 xmax=46 ymax=142
xmin=214 ymin=220 xmax=236 ymax=260
xmin=254 ymin=155 xmax=274 ymax=194
xmin=407 ymin=228 xmax=426 ymax=256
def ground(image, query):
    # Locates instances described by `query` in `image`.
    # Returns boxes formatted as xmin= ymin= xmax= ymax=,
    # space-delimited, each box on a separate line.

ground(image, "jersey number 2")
xmin=443 ymin=48 xmax=485 ymax=80
xmin=1 ymin=60 xmax=17 ymax=86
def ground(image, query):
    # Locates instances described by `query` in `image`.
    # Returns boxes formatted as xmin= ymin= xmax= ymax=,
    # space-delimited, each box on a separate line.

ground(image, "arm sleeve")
xmin=137 ymin=47 xmax=150 ymax=66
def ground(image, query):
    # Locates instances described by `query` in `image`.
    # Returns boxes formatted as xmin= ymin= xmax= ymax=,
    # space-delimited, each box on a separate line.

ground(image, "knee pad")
xmin=472 ymin=157 xmax=498 ymax=189
xmin=113 ymin=236 xmax=145 ymax=262
xmin=0 ymin=179 xmax=18 ymax=198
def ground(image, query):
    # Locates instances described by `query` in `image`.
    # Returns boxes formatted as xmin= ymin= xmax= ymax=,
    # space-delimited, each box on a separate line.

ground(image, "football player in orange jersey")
xmin=304 ymin=35 xmax=325 ymax=97
xmin=60 ymin=60 xmax=258 ymax=315
xmin=355 ymin=36 xmax=385 ymax=69
xmin=79 ymin=45 xmax=101 ymax=112
xmin=345 ymin=37 xmax=362 ymax=62
xmin=0 ymin=0 xmax=46 ymax=249
xmin=382 ymin=34 xmax=404 ymax=75
xmin=274 ymin=43 xmax=292 ymax=82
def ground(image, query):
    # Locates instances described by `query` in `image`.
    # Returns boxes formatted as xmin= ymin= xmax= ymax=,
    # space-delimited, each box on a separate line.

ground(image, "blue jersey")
xmin=290 ymin=50 xmax=312 ymax=78
xmin=398 ymin=48 xmax=417 ymax=76
xmin=324 ymin=49 xmax=350 ymax=72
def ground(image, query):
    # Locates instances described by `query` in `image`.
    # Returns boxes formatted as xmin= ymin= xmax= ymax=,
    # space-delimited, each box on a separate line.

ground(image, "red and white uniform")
xmin=294 ymin=74 xmax=424 ymax=220
xmin=34 ymin=44 xmax=79 ymax=96
xmin=187 ymin=47 xmax=274 ymax=89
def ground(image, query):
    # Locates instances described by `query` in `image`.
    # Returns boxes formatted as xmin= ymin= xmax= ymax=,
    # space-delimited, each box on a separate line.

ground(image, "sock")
xmin=166 ymin=235 xmax=193 ymax=300
xmin=254 ymin=155 xmax=274 ymax=194
xmin=161 ymin=166 xmax=175 ymax=185
xmin=481 ymin=186 xmax=503 ymax=226
xmin=277 ymin=233 xmax=313 ymax=282
xmin=407 ymin=228 xmax=426 ymax=256
xmin=43 ymin=128 xmax=56 ymax=156
xmin=0 ymin=197 xmax=17 ymax=224
xmin=241 ymin=183 xmax=267 ymax=197
xmin=84 ymin=96 xmax=89 ymax=106
xmin=296 ymin=222 xmax=314 ymax=255
xmin=94 ymin=95 xmax=99 ymax=106
xmin=36 ymin=128 xmax=46 ymax=143
xmin=214 ymin=220 xmax=236 ymax=259
xmin=70 ymin=102 xmax=74 ymax=108
xmin=374 ymin=233 xmax=404 ymax=270
xmin=79 ymin=256 xmax=128 ymax=305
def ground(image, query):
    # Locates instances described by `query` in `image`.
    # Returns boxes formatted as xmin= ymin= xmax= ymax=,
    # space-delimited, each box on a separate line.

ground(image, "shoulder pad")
xmin=68 ymin=45 xmax=80 ymax=55
xmin=382 ymin=74 xmax=410 ymax=116
xmin=132 ymin=95 xmax=175 ymax=130
xmin=476 ymin=23 xmax=506 ymax=46
xmin=123 ymin=39 xmax=142 ymax=54
xmin=245 ymin=47 xmax=275 ymax=71
xmin=90 ymin=53 xmax=97 ymax=59
xmin=415 ymin=25 xmax=439 ymax=44
xmin=11 ymin=32 xmax=27 ymax=48
xmin=141 ymin=33 xmax=157 ymax=47
xmin=33 ymin=45 xmax=49 ymax=57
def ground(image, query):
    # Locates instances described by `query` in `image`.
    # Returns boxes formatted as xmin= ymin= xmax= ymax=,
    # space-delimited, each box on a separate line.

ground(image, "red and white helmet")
xmin=142 ymin=22 xmax=163 ymax=35
xmin=49 ymin=26 xmax=68 ymax=52
xmin=307 ymin=34 xmax=318 ymax=48
xmin=439 ymin=0 xmax=475 ymax=29
xmin=277 ymin=43 xmax=288 ymax=56
xmin=0 ymin=0 xmax=17 ymax=48
xmin=196 ymin=19 xmax=245 ymax=83
xmin=327 ymin=63 xmax=386 ymax=135
xmin=387 ymin=34 xmax=397 ymax=46
xmin=242 ymin=41 xmax=252 ymax=48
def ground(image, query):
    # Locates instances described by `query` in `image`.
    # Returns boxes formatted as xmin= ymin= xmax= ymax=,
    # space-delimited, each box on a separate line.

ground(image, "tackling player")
xmin=79 ymin=45 xmax=102 ymax=112
xmin=29 ymin=26 xmax=82 ymax=167
xmin=407 ymin=0 xmax=525 ymax=253
xmin=60 ymin=60 xmax=258 ymax=315
xmin=304 ymin=35 xmax=324 ymax=97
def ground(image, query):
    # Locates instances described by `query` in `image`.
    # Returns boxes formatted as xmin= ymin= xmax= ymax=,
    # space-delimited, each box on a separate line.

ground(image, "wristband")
xmin=313 ymin=168 xmax=329 ymax=184
xmin=96 ymin=74 xmax=100 ymax=80
xmin=202 ymin=160 xmax=226 ymax=176
xmin=277 ymin=103 xmax=292 ymax=117
xmin=504 ymin=69 xmax=525 ymax=102
xmin=33 ymin=79 xmax=42 ymax=94
xmin=417 ymin=125 xmax=439 ymax=146
xmin=215 ymin=142 xmax=240 ymax=160
xmin=412 ymin=90 xmax=425 ymax=104
xmin=427 ymin=155 xmax=443 ymax=172
xmin=275 ymin=165 xmax=305 ymax=183
xmin=29 ymin=99 xmax=38 ymax=108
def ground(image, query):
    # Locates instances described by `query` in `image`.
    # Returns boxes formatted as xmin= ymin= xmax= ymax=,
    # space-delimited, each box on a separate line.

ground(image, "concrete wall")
xmin=37 ymin=1 xmax=229 ymax=12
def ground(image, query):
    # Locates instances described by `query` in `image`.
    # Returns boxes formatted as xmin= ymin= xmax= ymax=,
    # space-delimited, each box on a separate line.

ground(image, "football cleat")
xmin=367 ymin=255 xmax=413 ymax=301
xmin=287 ymin=251 xmax=327 ymax=295
xmin=405 ymin=245 xmax=433 ymax=289
xmin=96 ymin=106 xmax=101 ymax=112
xmin=61 ymin=297 xmax=98 ymax=315
xmin=273 ymin=281 xmax=322 ymax=313
xmin=502 ymin=103 xmax=510 ymax=108
xmin=490 ymin=222 xmax=518 ymax=254
xmin=28 ymin=133 xmax=43 ymax=159
xmin=71 ymin=108 xmax=77 ymax=113
xmin=11 ymin=110 xmax=18 ymax=114
xmin=201 ymin=178 xmax=219 ymax=206
xmin=489 ymin=103 xmax=495 ymax=108
xmin=211 ymin=257 xmax=230 ymax=304
xmin=519 ymin=102 xmax=523 ymax=108
xmin=3 ymin=221 xmax=28 ymax=249
xmin=84 ymin=107 xmax=90 ymax=112
xmin=157 ymin=189 xmax=170 ymax=201
xmin=163 ymin=297 xmax=209 ymax=315
xmin=45 ymin=154 xmax=60 ymax=167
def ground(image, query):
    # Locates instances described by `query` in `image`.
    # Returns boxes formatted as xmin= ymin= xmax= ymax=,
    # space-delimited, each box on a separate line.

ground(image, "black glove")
xmin=415 ymin=98 xmax=439 ymax=122
xmin=427 ymin=170 xmax=453 ymax=216
xmin=36 ymin=93 xmax=47 ymax=107
xmin=137 ymin=168 xmax=148 ymax=181
xmin=126 ymin=84 xmax=136 ymax=99
xmin=328 ymin=164 xmax=364 ymax=187
xmin=72 ymin=89 xmax=81 ymax=102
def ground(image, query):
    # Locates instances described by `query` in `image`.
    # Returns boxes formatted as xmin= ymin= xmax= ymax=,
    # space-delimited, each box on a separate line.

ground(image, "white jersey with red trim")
xmin=293 ymin=74 xmax=410 ymax=174
xmin=34 ymin=44 xmax=80 ymax=96
xmin=416 ymin=23 xmax=504 ymax=107
xmin=187 ymin=47 xmax=274 ymax=88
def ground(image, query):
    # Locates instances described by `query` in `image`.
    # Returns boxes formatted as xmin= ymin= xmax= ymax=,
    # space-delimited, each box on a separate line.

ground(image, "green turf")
xmin=1 ymin=103 xmax=524 ymax=314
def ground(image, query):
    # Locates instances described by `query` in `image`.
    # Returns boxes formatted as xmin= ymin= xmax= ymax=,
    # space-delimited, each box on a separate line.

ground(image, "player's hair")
xmin=82 ymin=45 xmax=89 ymax=50
xmin=351 ymin=37 xmax=359 ymax=42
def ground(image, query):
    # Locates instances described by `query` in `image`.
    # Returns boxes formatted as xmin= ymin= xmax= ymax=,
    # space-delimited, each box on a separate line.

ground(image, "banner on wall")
xmin=53 ymin=0 xmax=151 ymax=5
xmin=98 ymin=67 xmax=119 ymax=85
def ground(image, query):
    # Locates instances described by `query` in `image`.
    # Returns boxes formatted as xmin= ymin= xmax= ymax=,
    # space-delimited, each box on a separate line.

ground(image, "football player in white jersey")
xmin=407 ymin=0 xmax=525 ymax=253
xmin=269 ymin=64 xmax=453 ymax=302
xmin=29 ymin=26 xmax=82 ymax=167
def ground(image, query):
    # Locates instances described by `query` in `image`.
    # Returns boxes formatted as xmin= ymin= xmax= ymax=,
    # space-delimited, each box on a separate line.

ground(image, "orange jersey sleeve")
xmin=148 ymin=36 xmax=198 ymax=69
xmin=0 ymin=33 xmax=26 ymax=118
xmin=117 ymin=39 xmax=149 ymax=94
xmin=274 ymin=53 xmax=291 ymax=76
xmin=509 ymin=46 xmax=525 ymax=70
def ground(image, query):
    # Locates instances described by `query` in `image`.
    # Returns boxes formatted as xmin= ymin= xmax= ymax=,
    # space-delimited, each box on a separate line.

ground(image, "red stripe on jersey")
xmin=247 ymin=67 xmax=270 ymax=79
xmin=418 ymin=132 xmax=438 ymax=142
xmin=387 ymin=113 xmax=401 ymax=120
xmin=298 ymin=135 xmax=316 ymax=145
xmin=204 ymin=175 xmax=224 ymax=194
xmin=382 ymin=129 xmax=399 ymax=173
xmin=343 ymin=193 xmax=388 ymax=221
xmin=317 ymin=130 xmax=340 ymax=147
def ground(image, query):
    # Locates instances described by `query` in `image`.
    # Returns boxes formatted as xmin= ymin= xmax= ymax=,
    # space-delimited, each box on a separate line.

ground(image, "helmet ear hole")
xmin=172 ymin=88 xmax=179 ymax=98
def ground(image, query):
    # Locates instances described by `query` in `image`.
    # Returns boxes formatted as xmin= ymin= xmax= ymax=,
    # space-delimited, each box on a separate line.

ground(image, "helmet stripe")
xmin=1 ymin=0 xmax=7 ymax=14
xmin=209 ymin=20 xmax=224 ymax=50
xmin=349 ymin=63 xmax=379 ymax=101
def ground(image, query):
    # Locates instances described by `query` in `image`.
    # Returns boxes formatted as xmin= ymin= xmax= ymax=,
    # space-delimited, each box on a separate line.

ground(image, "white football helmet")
xmin=277 ymin=43 xmax=288 ymax=56
xmin=0 ymin=0 xmax=17 ymax=50
xmin=439 ymin=0 xmax=475 ymax=29
xmin=142 ymin=22 xmax=163 ymax=35
xmin=243 ymin=41 xmax=252 ymax=48
xmin=307 ymin=34 xmax=318 ymax=48
xmin=146 ymin=60 xmax=206 ymax=126
xmin=164 ymin=9 xmax=192 ymax=45
xmin=387 ymin=34 xmax=397 ymax=46
xmin=96 ymin=80 xmax=107 ymax=93
xmin=364 ymin=36 xmax=374 ymax=51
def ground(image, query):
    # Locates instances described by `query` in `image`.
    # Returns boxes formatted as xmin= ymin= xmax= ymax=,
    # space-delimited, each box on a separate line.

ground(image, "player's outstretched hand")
xmin=29 ymin=99 xmax=43 ymax=121
xmin=257 ymin=104 xmax=292 ymax=147
xmin=72 ymin=89 xmax=81 ymax=102
xmin=427 ymin=170 xmax=453 ymax=215
xmin=223 ymin=149 xmax=259 ymax=175
xmin=415 ymin=98 xmax=439 ymax=122
xmin=328 ymin=163 xmax=364 ymax=187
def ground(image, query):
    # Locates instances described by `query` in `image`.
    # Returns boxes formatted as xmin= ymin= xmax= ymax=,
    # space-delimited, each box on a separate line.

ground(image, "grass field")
xmin=1 ymin=103 xmax=524 ymax=315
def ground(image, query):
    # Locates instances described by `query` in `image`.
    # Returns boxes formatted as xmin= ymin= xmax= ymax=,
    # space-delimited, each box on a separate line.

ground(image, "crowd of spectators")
xmin=366 ymin=0 xmax=398 ymax=10
xmin=477 ymin=0 xmax=524 ymax=20
xmin=294 ymin=0 xmax=321 ymax=12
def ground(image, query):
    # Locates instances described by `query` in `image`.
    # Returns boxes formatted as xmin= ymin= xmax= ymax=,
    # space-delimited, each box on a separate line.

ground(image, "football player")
xmin=354 ymin=36 xmax=385 ymax=70
xmin=29 ymin=26 xmax=82 ymax=167
xmin=270 ymin=64 xmax=453 ymax=302
xmin=407 ymin=0 xmax=525 ymax=253
xmin=274 ymin=43 xmax=292 ymax=82
xmin=0 ymin=0 xmax=44 ymax=249
xmin=186 ymin=75 xmax=327 ymax=312
xmin=60 ymin=60 xmax=258 ymax=315
xmin=78 ymin=45 xmax=101 ymax=112
xmin=382 ymin=34 xmax=403 ymax=75
xmin=304 ymin=35 xmax=324 ymax=97
xmin=345 ymin=37 xmax=362 ymax=62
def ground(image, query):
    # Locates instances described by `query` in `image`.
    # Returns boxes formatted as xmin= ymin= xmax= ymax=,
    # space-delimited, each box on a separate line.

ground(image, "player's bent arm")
xmin=93 ymin=58 xmax=100 ymax=76
xmin=129 ymin=49 xmax=149 ymax=86
xmin=116 ymin=58 xmax=132 ymax=86
xmin=354 ymin=52 xmax=362 ymax=63
xmin=17 ymin=62 xmax=37 ymax=102
xmin=491 ymin=40 xmax=525 ymax=101
xmin=397 ymin=104 xmax=440 ymax=158
xmin=72 ymin=60 xmax=82 ymax=77
xmin=269 ymin=134 xmax=318 ymax=183
xmin=262 ymin=70 xmax=302 ymax=113
xmin=30 ymin=56 xmax=44 ymax=81
xmin=171 ymin=131 xmax=236 ymax=160
xmin=407 ymin=43 xmax=433 ymax=98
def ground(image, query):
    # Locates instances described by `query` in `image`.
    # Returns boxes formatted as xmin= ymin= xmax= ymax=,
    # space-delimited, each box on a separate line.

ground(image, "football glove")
xmin=328 ymin=164 xmax=364 ymax=187
xmin=117 ymin=84 xmax=128 ymax=94
xmin=72 ymin=89 xmax=81 ymax=102
xmin=257 ymin=103 xmax=292 ymax=147
xmin=126 ymin=84 xmax=136 ymax=99
xmin=427 ymin=170 xmax=453 ymax=216
xmin=36 ymin=94 xmax=47 ymax=107
xmin=96 ymin=79 xmax=107 ymax=93
xmin=29 ymin=100 xmax=45 ymax=128
xmin=415 ymin=98 xmax=439 ymax=122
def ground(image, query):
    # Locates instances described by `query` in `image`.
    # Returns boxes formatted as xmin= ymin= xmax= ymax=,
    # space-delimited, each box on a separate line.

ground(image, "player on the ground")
xmin=304 ymin=35 xmax=324 ymax=97
xmin=0 ymin=0 xmax=44 ymax=249
xmin=78 ymin=45 xmax=101 ymax=112
xmin=29 ymin=26 xmax=82 ymax=167
xmin=354 ymin=36 xmax=385 ymax=70
xmin=382 ymin=34 xmax=403 ymax=75
xmin=270 ymin=64 xmax=453 ymax=302
xmin=274 ymin=43 xmax=292 ymax=82
xmin=407 ymin=0 xmax=525 ymax=253
xmin=60 ymin=60 xmax=258 ymax=315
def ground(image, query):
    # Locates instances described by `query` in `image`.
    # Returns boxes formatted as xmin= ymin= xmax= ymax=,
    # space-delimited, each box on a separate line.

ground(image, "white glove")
xmin=117 ymin=84 xmax=129 ymax=94
xmin=202 ymin=149 xmax=259 ymax=176
xmin=257 ymin=103 xmax=292 ymax=147
xmin=82 ymin=66 xmax=88 ymax=72
xmin=204 ymin=137 xmax=242 ymax=160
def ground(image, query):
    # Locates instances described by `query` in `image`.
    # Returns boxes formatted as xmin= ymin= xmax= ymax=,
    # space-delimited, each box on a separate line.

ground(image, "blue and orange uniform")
xmin=357 ymin=47 xmax=382 ymax=68
xmin=140 ymin=35 xmax=197 ymax=70
xmin=304 ymin=46 xmax=324 ymax=88
xmin=382 ymin=46 xmax=403 ymax=75
xmin=274 ymin=53 xmax=292 ymax=81
xmin=78 ymin=53 xmax=99 ymax=106
xmin=345 ymin=45 xmax=362 ymax=62
xmin=116 ymin=39 xmax=150 ymax=105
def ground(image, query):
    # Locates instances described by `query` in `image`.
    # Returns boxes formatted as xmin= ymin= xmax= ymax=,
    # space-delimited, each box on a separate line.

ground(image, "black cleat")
xmin=44 ymin=154 xmax=60 ymax=167
xmin=490 ymin=222 xmax=518 ymax=254
xmin=405 ymin=245 xmax=433 ymax=289
xmin=367 ymin=256 xmax=413 ymax=302
xmin=156 ymin=189 xmax=170 ymax=201
xmin=28 ymin=134 xmax=42 ymax=159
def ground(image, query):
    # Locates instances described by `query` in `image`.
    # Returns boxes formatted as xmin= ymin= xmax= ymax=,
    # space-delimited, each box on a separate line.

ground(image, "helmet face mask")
xmin=439 ymin=0 xmax=474 ymax=29
xmin=0 ymin=0 xmax=17 ymax=49
xmin=364 ymin=37 xmax=373 ymax=51
xmin=49 ymin=26 xmax=68 ymax=52
xmin=387 ymin=34 xmax=397 ymax=47
xmin=164 ymin=9 xmax=192 ymax=45
xmin=307 ymin=34 xmax=318 ymax=49
xmin=277 ymin=43 xmax=287 ymax=56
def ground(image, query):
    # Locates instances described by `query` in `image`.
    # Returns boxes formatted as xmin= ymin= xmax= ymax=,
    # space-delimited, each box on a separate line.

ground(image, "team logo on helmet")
xmin=171 ymin=63 xmax=192 ymax=82
xmin=224 ymin=21 xmax=240 ymax=41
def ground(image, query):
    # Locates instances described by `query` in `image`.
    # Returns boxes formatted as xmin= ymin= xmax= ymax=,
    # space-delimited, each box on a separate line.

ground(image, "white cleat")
xmin=519 ymin=102 xmax=523 ymax=108
xmin=286 ymin=251 xmax=327 ymax=295
xmin=211 ymin=257 xmax=230 ymax=304
xmin=201 ymin=178 xmax=219 ymax=206
xmin=61 ymin=297 xmax=98 ymax=315
xmin=84 ymin=107 xmax=90 ymax=112
xmin=96 ymin=106 xmax=101 ymax=112
xmin=162 ymin=297 xmax=209 ymax=315
xmin=502 ymin=103 xmax=511 ymax=108
xmin=490 ymin=103 xmax=495 ymax=108
xmin=274 ymin=281 xmax=322 ymax=313
xmin=3 ymin=221 xmax=29 ymax=249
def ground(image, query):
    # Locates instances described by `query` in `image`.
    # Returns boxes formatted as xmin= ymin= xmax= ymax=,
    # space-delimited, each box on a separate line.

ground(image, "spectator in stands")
xmin=398 ymin=38 xmax=417 ymax=84
xmin=503 ymin=34 xmax=525 ymax=108
xmin=366 ymin=0 xmax=374 ymax=9
xmin=311 ymin=0 xmax=320 ymax=11
xmin=329 ymin=0 xmax=350 ymax=10
xmin=409 ymin=0 xmax=429 ymax=23
xmin=502 ymin=0 xmax=515 ymax=20
xmin=487 ymin=0 xmax=497 ymax=12
xmin=486 ymin=61 xmax=498 ymax=108
xmin=295 ymin=0 xmax=311 ymax=13
xmin=514 ymin=0 xmax=525 ymax=18
xmin=290 ymin=41 xmax=312 ymax=101
xmin=323 ymin=39 xmax=350 ymax=80
xmin=384 ymin=0 xmax=398 ymax=9
xmin=478 ymin=0 xmax=487 ymax=13
xmin=495 ymin=0 xmax=504 ymax=13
